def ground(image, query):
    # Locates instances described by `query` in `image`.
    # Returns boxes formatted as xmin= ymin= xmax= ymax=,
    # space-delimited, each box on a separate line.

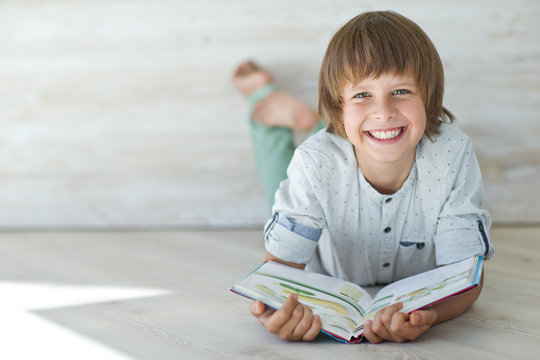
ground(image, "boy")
xmin=234 ymin=11 xmax=493 ymax=343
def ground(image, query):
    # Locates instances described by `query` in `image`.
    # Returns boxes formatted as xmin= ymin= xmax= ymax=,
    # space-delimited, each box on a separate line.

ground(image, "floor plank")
xmin=1 ymin=226 xmax=539 ymax=359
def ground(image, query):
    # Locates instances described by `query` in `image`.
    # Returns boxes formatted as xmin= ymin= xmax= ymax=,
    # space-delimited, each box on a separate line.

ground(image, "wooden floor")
xmin=1 ymin=226 xmax=539 ymax=359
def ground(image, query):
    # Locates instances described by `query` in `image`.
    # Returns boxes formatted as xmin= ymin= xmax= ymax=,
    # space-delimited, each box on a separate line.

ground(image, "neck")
xmin=355 ymin=152 xmax=415 ymax=195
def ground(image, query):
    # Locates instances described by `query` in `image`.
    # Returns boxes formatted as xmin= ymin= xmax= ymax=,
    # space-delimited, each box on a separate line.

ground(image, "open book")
xmin=230 ymin=256 xmax=483 ymax=343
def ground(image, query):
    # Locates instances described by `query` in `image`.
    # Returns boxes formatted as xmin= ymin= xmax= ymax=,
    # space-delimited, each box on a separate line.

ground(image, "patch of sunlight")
xmin=0 ymin=281 xmax=170 ymax=360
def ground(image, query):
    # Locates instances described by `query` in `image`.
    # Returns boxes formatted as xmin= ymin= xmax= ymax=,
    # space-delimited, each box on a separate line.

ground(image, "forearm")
xmin=431 ymin=270 xmax=484 ymax=325
xmin=263 ymin=251 xmax=306 ymax=270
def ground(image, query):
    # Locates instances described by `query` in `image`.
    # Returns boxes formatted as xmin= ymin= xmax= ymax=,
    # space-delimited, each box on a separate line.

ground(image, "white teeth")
xmin=369 ymin=128 xmax=403 ymax=140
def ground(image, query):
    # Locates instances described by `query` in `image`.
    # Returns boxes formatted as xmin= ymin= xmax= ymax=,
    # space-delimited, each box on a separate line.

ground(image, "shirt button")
xmin=416 ymin=242 xmax=425 ymax=249
xmin=384 ymin=227 xmax=392 ymax=233
xmin=383 ymin=262 xmax=391 ymax=268
xmin=385 ymin=197 xmax=392 ymax=203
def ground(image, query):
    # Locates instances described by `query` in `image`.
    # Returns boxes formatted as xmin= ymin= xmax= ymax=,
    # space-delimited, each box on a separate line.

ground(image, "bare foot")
xmin=232 ymin=61 xmax=273 ymax=96
xmin=232 ymin=61 xmax=319 ymax=131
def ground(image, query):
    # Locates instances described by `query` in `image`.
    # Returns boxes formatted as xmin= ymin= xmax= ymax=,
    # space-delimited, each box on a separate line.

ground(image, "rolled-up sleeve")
xmin=264 ymin=214 xmax=321 ymax=263
xmin=264 ymin=149 xmax=327 ymax=264
xmin=434 ymin=141 xmax=494 ymax=265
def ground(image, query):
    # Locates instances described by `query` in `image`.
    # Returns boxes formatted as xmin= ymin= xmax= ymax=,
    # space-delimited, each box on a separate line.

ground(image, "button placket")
xmin=379 ymin=197 xmax=396 ymax=283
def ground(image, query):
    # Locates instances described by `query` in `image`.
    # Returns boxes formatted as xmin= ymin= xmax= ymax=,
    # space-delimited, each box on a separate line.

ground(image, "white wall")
xmin=0 ymin=0 xmax=538 ymax=229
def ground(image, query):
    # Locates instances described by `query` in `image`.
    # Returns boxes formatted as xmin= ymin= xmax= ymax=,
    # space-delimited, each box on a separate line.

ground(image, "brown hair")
xmin=318 ymin=11 xmax=454 ymax=139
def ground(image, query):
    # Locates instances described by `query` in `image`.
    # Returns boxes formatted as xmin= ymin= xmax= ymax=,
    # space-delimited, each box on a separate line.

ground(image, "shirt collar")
xmin=358 ymin=161 xmax=418 ymax=203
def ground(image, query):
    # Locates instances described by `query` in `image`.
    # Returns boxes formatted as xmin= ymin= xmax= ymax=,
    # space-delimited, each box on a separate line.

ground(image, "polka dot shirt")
xmin=264 ymin=123 xmax=494 ymax=286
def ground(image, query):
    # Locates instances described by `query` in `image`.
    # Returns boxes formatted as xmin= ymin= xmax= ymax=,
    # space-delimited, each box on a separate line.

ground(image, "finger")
xmin=265 ymin=294 xmax=299 ymax=334
xmin=390 ymin=311 xmax=433 ymax=342
xmin=363 ymin=320 xmax=384 ymax=344
xmin=371 ymin=305 xmax=396 ymax=341
xmin=380 ymin=302 xmax=404 ymax=328
xmin=250 ymin=300 xmax=267 ymax=317
xmin=290 ymin=305 xmax=314 ymax=341
xmin=410 ymin=309 xmax=437 ymax=326
xmin=385 ymin=302 xmax=404 ymax=313
xmin=275 ymin=302 xmax=305 ymax=340
xmin=302 ymin=314 xmax=322 ymax=341
xmin=389 ymin=312 xmax=411 ymax=342
xmin=374 ymin=304 xmax=403 ymax=341
xmin=251 ymin=303 xmax=276 ymax=329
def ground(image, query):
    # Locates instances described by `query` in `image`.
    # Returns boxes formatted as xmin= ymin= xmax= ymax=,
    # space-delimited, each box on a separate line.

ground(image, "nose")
xmin=373 ymin=98 xmax=395 ymax=121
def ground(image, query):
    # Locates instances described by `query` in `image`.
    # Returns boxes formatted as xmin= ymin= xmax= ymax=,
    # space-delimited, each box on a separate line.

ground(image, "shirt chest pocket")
xmin=397 ymin=238 xmax=435 ymax=277
xmin=399 ymin=240 xmax=428 ymax=250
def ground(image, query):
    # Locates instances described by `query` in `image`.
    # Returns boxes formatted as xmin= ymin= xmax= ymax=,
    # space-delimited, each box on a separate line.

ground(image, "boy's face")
xmin=341 ymin=72 xmax=426 ymax=170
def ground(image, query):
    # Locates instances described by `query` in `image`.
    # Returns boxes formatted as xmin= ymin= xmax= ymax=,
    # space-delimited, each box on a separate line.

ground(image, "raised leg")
xmin=232 ymin=61 xmax=323 ymax=206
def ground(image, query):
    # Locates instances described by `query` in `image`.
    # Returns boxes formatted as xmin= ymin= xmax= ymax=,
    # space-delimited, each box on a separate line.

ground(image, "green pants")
xmin=248 ymin=84 xmax=324 ymax=207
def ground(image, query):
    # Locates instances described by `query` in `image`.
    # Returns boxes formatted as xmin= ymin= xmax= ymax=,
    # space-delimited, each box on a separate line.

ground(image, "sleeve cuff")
xmin=264 ymin=216 xmax=318 ymax=264
xmin=434 ymin=228 xmax=491 ymax=265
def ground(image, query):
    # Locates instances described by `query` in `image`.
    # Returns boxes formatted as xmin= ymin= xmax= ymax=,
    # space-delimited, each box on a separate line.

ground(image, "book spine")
xmin=473 ymin=256 xmax=484 ymax=285
xmin=320 ymin=329 xmax=361 ymax=344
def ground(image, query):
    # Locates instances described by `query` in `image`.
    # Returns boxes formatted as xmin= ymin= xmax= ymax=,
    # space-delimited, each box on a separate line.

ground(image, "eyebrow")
xmin=349 ymin=81 xmax=417 ymax=92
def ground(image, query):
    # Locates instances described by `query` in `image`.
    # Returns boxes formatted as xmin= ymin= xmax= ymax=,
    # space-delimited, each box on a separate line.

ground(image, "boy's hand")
xmin=250 ymin=293 xmax=322 ymax=341
xmin=363 ymin=302 xmax=437 ymax=343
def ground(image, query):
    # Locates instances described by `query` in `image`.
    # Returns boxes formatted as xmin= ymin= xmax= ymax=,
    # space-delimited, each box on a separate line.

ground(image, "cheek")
xmin=342 ymin=104 xmax=365 ymax=128
xmin=342 ymin=108 xmax=363 ymax=139
xmin=404 ymin=101 xmax=427 ymax=128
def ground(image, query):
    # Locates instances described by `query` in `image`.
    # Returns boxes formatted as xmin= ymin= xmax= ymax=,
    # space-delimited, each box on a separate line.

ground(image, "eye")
xmin=393 ymin=89 xmax=410 ymax=95
xmin=354 ymin=92 xmax=369 ymax=99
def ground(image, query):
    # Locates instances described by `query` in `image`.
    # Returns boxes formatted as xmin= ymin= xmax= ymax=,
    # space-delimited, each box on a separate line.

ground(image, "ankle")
xmin=248 ymin=84 xmax=277 ymax=108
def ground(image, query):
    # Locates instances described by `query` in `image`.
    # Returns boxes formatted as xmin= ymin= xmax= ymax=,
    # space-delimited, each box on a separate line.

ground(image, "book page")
xmin=363 ymin=256 xmax=481 ymax=321
xmin=232 ymin=261 xmax=373 ymax=341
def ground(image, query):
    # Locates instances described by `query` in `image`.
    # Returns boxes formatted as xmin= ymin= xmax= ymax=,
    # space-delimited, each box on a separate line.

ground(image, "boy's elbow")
xmin=471 ymin=269 xmax=485 ymax=303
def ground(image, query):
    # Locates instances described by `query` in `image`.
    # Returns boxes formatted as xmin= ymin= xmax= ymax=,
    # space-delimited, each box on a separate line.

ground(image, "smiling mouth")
xmin=366 ymin=127 xmax=404 ymax=140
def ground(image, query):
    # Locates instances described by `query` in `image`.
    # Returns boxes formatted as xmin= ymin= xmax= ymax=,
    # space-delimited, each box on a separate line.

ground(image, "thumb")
xmin=411 ymin=309 xmax=437 ymax=326
xmin=250 ymin=300 xmax=266 ymax=317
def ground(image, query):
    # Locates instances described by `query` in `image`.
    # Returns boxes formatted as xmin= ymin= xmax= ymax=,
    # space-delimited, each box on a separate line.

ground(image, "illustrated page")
xmin=233 ymin=261 xmax=373 ymax=340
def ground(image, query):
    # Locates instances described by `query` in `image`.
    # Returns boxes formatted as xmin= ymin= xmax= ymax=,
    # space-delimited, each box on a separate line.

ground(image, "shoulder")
xmin=419 ymin=122 xmax=471 ymax=151
xmin=417 ymin=122 xmax=473 ymax=168
xmin=299 ymin=128 xmax=352 ymax=156
xmin=293 ymin=129 xmax=357 ymax=173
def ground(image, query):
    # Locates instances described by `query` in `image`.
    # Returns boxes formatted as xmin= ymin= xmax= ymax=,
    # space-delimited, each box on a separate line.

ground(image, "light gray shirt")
xmin=264 ymin=123 xmax=494 ymax=286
